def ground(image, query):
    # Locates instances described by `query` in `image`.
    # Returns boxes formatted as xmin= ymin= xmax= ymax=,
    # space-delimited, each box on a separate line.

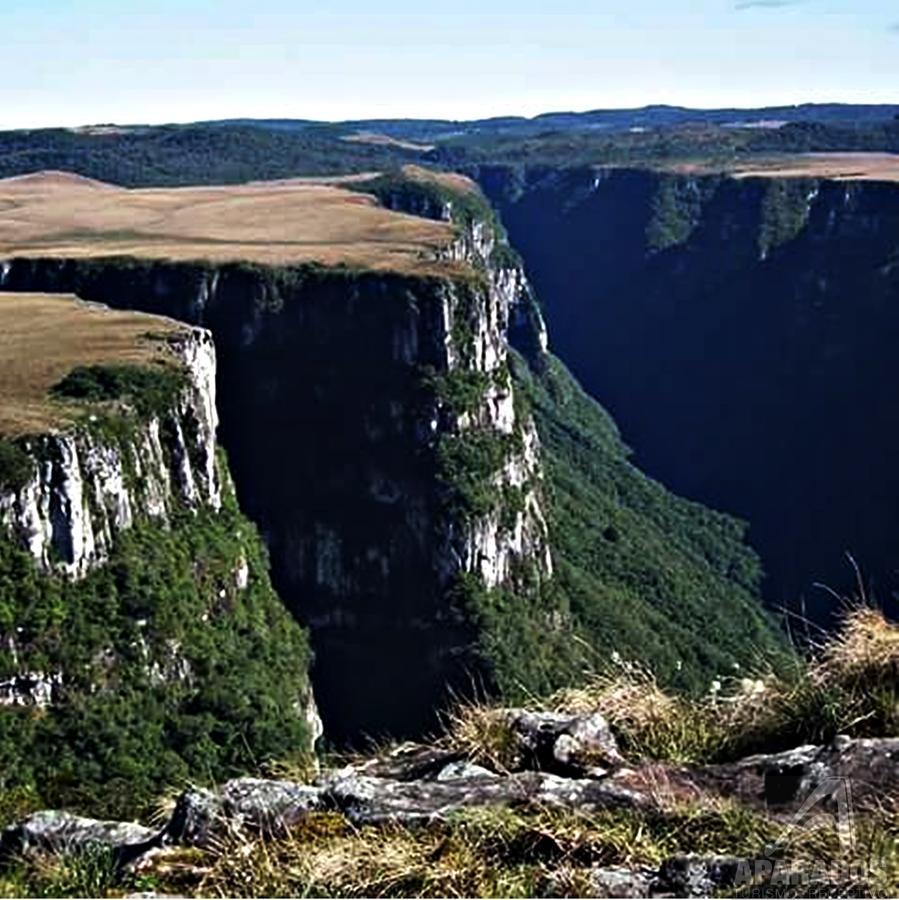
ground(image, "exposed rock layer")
xmin=0 ymin=237 xmax=554 ymax=739
xmin=0 ymin=328 xmax=220 ymax=578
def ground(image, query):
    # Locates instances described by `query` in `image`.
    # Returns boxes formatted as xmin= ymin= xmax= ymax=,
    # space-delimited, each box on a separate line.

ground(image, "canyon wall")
xmin=480 ymin=166 xmax=899 ymax=620
xmin=0 ymin=326 xmax=316 ymax=816
xmin=0 ymin=232 xmax=558 ymax=741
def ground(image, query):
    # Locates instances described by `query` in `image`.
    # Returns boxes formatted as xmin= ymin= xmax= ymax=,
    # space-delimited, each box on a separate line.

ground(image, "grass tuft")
xmin=443 ymin=609 xmax=899 ymax=774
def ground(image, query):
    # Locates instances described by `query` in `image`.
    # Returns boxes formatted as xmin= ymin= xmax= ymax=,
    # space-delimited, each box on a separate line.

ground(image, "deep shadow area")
xmin=0 ymin=259 xmax=485 ymax=743
xmin=481 ymin=166 xmax=899 ymax=621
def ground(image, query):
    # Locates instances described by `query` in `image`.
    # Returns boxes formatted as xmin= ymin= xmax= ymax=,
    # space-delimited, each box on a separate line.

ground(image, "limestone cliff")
xmin=0 ymin=305 xmax=315 ymax=816
xmin=0 ymin=328 xmax=220 ymax=578
xmin=0 ymin=211 xmax=559 ymax=740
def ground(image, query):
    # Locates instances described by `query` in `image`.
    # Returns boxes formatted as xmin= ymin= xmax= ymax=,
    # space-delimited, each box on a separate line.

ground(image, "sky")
xmin=0 ymin=0 xmax=896 ymax=129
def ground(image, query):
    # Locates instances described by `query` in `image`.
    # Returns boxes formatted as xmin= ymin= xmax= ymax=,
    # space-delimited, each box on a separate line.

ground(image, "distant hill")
xmin=198 ymin=103 xmax=899 ymax=140
xmin=0 ymin=104 xmax=897 ymax=188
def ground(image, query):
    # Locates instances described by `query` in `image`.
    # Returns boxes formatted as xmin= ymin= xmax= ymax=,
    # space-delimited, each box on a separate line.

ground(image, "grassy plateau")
xmin=0 ymin=169 xmax=460 ymax=274
xmin=0 ymin=292 xmax=185 ymax=436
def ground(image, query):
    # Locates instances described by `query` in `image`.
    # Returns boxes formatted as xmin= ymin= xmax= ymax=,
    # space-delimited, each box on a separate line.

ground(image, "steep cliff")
xmin=0 ymin=169 xmax=788 ymax=744
xmin=480 ymin=165 xmax=899 ymax=620
xmin=0 ymin=296 xmax=314 ymax=817
xmin=0 ymin=244 xmax=558 ymax=741
xmin=0 ymin=327 xmax=220 ymax=578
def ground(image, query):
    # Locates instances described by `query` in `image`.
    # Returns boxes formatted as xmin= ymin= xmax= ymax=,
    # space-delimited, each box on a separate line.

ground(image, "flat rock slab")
xmin=0 ymin=810 xmax=159 ymax=867
xmin=323 ymin=768 xmax=654 ymax=825
xmin=700 ymin=736 xmax=899 ymax=813
xmin=166 ymin=778 xmax=323 ymax=847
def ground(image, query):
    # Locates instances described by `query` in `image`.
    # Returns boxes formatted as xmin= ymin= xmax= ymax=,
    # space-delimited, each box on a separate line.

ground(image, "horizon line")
xmin=3 ymin=98 xmax=899 ymax=133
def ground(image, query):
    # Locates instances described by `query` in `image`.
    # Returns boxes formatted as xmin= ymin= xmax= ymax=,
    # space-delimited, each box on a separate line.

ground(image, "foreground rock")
xmin=542 ymin=856 xmax=756 ymax=898
xmin=0 ymin=811 xmax=160 ymax=868
xmin=166 ymin=779 xmax=323 ymax=847
xmin=5 ymin=734 xmax=898 ymax=896
xmin=166 ymin=767 xmax=654 ymax=847
xmin=700 ymin=735 xmax=899 ymax=814
xmin=322 ymin=768 xmax=652 ymax=825
xmin=498 ymin=709 xmax=626 ymax=776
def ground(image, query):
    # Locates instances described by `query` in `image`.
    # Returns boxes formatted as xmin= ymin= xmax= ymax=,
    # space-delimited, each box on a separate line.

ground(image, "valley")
xmin=0 ymin=109 xmax=897 ymax=897
xmin=2 ymin=0 xmax=898 ymax=882
xmin=480 ymin=164 xmax=899 ymax=621
xmin=0 ymin=167 xmax=785 ymax=757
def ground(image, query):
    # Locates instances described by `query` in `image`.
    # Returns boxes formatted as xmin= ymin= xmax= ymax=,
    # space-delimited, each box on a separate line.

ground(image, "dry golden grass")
xmin=445 ymin=609 xmax=899 ymax=768
xmin=398 ymin=163 xmax=480 ymax=195
xmin=0 ymin=292 xmax=186 ymax=435
xmin=672 ymin=152 xmax=899 ymax=183
xmin=814 ymin=608 xmax=899 ymax=685
xmin=446 ymin=704 xmax=525 ymax=773
xmin=0 ymin=170 xmax=458 ymax=273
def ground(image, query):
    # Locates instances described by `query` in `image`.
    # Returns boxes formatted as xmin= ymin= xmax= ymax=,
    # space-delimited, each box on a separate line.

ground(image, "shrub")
xmin=0 ymin=439 xmax=33 ymax=492
xmin=51 ymin=364 xmax=186 ymax=418
xmin=0 ymin=502 xmax=312 ymax=820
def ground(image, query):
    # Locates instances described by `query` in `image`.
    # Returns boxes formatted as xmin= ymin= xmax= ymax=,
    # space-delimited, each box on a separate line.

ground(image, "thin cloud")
xmin=889 ymin=22 xmax=899 ymax=33
xmin=735 ymin=0 xmax=804 ymax=9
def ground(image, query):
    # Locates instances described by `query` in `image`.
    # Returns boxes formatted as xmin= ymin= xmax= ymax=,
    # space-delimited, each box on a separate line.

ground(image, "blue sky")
xmin=0 ymin=0 xmax=896 ymax=128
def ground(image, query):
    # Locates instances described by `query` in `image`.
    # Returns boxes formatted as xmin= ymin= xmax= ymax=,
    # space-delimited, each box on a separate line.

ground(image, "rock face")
xmin=701 ymin=735 xmax=899 ymax=812
xmin=155 ymin=734 xmax=899 ymax=838
xmin=0 ymin=211 xmax=557 ymax=740
xmin=0 ymin=328 xmax=220 ymax=578
xmin=0 ymin=319 xmax=317 ymax=808
xmin=480 ymin=165 xmax=899 ymax=618
xmin=0 ymin=811 xmax=159 ymax=868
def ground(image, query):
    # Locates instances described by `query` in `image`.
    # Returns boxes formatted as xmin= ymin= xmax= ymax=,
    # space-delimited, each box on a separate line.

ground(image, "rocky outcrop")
xmin=699 ymin=735 xmax=899 ymax=813
xmin=8 ymin=730 xmax=894 ymax=896
xmin=0 ymin=207 xmax=557 ymax=740
xmin=0 ymin=327 xmax=221 ymax=578
xmin=156 ymin=733 xmax=899 ymax=835
xmin=0 ymin=811 xmax=159 ymax=869
xmin=494 ymin=708 xmax=626 ymax=776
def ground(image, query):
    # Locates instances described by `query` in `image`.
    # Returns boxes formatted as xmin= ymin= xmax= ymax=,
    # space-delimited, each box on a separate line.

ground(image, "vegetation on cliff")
xmin=0 ymin=295 xmax=314 ymax=820
xmin=511 ymin=351 xmax=789 ymax=693
xmin=51 ymin=364 xmax=187 ymax=419
xmin=0 ymin=477 xmax=313 ymax=821
xmin=487 ymin=166 xmax=899 ymax=622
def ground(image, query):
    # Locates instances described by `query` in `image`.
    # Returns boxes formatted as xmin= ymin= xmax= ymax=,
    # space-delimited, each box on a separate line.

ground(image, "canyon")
xmin=479 ymin=164 xmax=899 ymax=621
xmin=0 ymin=154 xmax=897 ymax=898
xmin=0 ymin=169 xmax=783 ymax=764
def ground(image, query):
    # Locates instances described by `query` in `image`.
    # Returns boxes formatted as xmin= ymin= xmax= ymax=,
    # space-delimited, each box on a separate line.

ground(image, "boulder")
xmin=654 ymin=855 xmax=753 ymax=897
xmin=0 ymin=810 xmax=160 ymax=868
xmin=165 ymin=778 xmax=323 ymax=847
xmin=542 ymin=864 xmax=656 ymax=898
xmin=700 ymin=736 xmax=899 ymax=814
xmin=501 ymin=709 xmax=625 ymax=776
